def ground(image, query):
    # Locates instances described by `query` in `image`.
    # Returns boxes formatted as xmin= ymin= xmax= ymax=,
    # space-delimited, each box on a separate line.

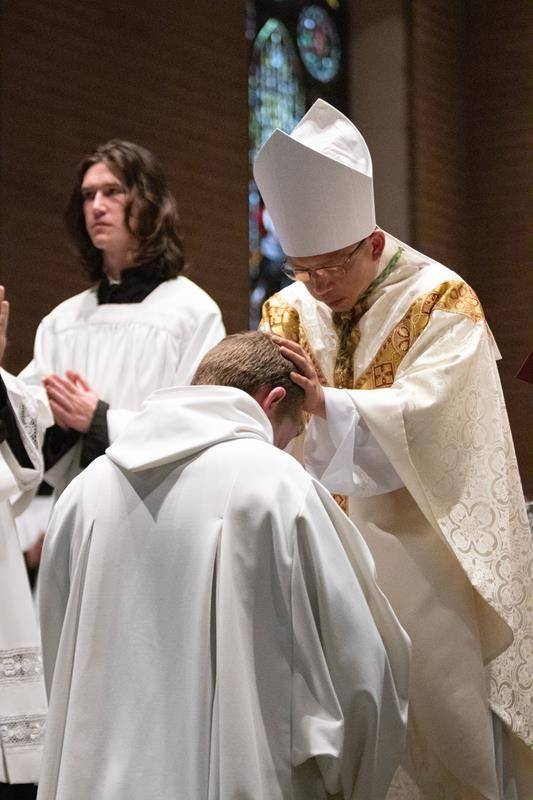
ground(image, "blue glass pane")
xmin=249 ymin=18 xmax=305 ymax=163
xmin=249 ymin=18 xmax=306 ymax=327
xmin=297 ymin=5 xmax=341 ymax=83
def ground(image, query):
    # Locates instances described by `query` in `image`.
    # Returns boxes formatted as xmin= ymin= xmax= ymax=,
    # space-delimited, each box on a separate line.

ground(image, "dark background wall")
xmin=349 ymin=0 xmax=532 ymax=495
xmin=1 ymin=1 xmax=531 ymax=492
xmin=464 ymin=1 xmax=532 ymax=498
xmin=409 ymin=0 xmax=532 ymax=496
xmin=0 ymin=0 xmax=249 ymax=372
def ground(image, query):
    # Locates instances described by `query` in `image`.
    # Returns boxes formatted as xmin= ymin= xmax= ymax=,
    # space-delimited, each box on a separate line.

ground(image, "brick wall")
xmin=408 ymin=0 xmax=532 ymax=494
xmin=0 ymin=0 xmax=249 ymax=374
xmin=2 ymin=1 xmax=530 ymax=491
xmin=408 ymin=1 xmax=469 ymax=273
xmin=465 ymin=1 xmax=532 ymax=496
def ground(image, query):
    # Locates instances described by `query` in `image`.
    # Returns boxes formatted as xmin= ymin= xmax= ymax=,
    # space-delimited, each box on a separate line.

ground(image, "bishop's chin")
xmin=326 ymin=298 xmax=351 ymax=312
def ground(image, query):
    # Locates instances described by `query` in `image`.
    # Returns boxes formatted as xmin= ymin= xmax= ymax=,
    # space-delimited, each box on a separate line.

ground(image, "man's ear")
xmin=258 ymin=386 xmax=286 ymax=420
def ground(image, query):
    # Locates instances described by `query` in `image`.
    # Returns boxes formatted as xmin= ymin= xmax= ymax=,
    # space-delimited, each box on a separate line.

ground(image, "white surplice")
xmin=20 ymin=275 xmax=225 ymax=492
xmin=37 ymin=385 xmax=410 ymax=800
xmin=261 ymin=233 xmax=533 ymax=799
xmin=0 ymin=370 xmax=51 ymax=784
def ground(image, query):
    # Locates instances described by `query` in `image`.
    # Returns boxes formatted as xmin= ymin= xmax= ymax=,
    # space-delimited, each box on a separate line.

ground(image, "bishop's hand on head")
xmin=271 ymin=334 xmax=326 ymax=419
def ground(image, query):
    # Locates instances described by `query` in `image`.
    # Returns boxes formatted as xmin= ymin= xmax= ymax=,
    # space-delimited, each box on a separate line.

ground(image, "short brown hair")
xmin=65 ymin=139 xmax=186 ymax=282
xmin=192 ymin=332 xmax=304 ymax=422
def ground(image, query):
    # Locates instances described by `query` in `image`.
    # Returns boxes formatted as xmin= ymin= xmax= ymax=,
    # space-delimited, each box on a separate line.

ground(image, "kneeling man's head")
xmin=192 ymin=332 xmax=305 ymax=449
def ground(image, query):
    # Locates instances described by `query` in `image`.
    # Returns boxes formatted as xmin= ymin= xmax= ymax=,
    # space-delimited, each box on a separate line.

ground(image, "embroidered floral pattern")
xmin=0 ymin=714 xmax=46 ymax=750
xmin=261 ymin=276 xmax=533 ymax=749
xmin=260 ymin=297 xmax=300 ymax=342
xmin=403 ymin=332 xmax=533 ymax=745
xmin=355 ymin=281 xmax=484 ymax=390
xmin=434 ymin=280 xmax=484 ymax=321
xmin=18 ymin=401 xmax=39 ymax=448
xmin=261 ymin=295 xmax=328 ymax=386
xmin=0 ymin=648 xmax=42 ymax=685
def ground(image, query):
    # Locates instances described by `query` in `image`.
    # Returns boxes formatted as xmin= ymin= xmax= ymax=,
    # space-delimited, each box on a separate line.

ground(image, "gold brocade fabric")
xmin=261 ymin=296 xmax=328 ymax=386
xmin=261 ymin=295 xmax=344 ymax=506
xmin=261 ymin=299 xmax=300 ymax=343
xmin=330 ymin=244 xmax=403 ymax=389
xmin=262 ymin=272 xmax=533 ymax=770
xmin=331 ymin=494 xmax=349 ymax=513
xmin=262 ymin=279 xmax=483 ymax=393
xmin=355 ymin=281 xmax=484 ymax=390
xmin=261 ymin=280 xmax=485 ymax=515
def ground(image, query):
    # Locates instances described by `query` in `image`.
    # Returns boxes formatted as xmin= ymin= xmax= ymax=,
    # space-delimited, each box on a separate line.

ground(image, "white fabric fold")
xmin=259 ymin=231 xmax=533 ymax=797
xmin=107 ymin=385 xmax=272 ymax=472
xmin=305 ymin=386 xmax=404 ymax=496
xmin=0 ymin=371 xmax=49 ymax=784
xmin=38 ymin=386 xmax=410 ymax=800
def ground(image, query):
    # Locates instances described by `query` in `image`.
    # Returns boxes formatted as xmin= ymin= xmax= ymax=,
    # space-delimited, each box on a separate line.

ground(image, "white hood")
xmin=107 ymin=385 xmax=272 ymax=472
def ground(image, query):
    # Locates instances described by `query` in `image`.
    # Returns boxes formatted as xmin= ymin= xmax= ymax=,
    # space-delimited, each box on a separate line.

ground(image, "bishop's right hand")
xmin=270 ymin=334 xmax=326 ymax=419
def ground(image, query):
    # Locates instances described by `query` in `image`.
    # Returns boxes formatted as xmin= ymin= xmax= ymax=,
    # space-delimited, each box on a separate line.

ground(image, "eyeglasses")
xmin=281 ymin=239 xmax=366 ymax=284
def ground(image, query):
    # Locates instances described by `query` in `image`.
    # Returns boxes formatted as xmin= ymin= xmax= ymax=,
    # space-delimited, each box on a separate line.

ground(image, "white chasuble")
xmin=261 ymin=233 xmax=533 ymax=800
xmin=0 ymin=370 xmax=51 ymax=784
xmin=37 ymin=386 xmax=410 ymax=800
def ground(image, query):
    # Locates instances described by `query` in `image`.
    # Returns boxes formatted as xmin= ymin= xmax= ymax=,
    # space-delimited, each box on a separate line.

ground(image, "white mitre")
xmin=253 ymin=99 xmax=375 ymax=257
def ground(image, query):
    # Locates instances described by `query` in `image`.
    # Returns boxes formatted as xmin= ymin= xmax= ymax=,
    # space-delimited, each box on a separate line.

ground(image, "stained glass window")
xmin=249 ymin=18 xmax=305 ymax=163
xmin=248 ymin=1 xmax=346 ymax=327
xmin=297 ymin=6 xmax=341 ymax=83
xmin=249 ymin=18 xmax=305 ymax=326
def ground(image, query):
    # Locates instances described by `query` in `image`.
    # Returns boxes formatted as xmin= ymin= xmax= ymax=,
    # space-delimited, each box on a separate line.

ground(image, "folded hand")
xmin=44 ymin=371 xmax=99 ymax=432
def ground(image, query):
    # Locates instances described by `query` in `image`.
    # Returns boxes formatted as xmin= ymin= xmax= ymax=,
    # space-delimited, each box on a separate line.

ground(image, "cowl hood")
xmin=107 ymin=385 xmax=273 ymax=472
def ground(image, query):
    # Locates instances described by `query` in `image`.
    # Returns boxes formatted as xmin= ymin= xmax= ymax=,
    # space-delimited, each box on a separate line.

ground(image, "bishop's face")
xmin=81 ymin=162 xmax=138 ymax=257
xmin=287 ymin=233 xmax=383 ymax=312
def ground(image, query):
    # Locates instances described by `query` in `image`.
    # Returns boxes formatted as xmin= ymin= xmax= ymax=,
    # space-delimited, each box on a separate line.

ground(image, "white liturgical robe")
xmin=0 ymin=370 xmax=51 ymax=784
xmin=261 ymin=233 xmax=533 ymax=799
xmin=38 ymin=385 xmax=410 ymax=800
xmin=20 ymin=275 xmax=225 ymax=491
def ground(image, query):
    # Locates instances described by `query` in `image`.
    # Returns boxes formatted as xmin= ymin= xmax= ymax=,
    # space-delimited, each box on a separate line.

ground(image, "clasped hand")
xmin=44 ymin=371 xmax=99 ymax=432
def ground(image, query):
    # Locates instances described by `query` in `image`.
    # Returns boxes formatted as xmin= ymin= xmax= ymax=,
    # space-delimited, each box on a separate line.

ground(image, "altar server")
xmin=21 ymin=139 xmax=225 ymax=494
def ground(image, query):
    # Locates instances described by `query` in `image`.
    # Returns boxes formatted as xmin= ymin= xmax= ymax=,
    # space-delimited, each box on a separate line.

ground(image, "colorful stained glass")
xmin=297 ymin=5 xmax=341 ymax=83
xmin=249 ymin=18 xmax=305 ymax=164
xmin=249 ymin=18 xmax=306 ymax=326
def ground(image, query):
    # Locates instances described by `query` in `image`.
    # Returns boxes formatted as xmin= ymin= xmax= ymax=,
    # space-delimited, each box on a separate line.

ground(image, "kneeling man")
xmin=38 ymin=332 xmax=409 ymax=800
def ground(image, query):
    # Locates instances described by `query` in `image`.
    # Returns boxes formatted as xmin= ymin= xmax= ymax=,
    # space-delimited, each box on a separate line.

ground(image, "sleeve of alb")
xmin=43 ymin=425 xmax=82 ymax=471
xmin=0 ymin=372 xmax=34 ymax=468
xmin=79 ymin=400 xmax=110 ymax=468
